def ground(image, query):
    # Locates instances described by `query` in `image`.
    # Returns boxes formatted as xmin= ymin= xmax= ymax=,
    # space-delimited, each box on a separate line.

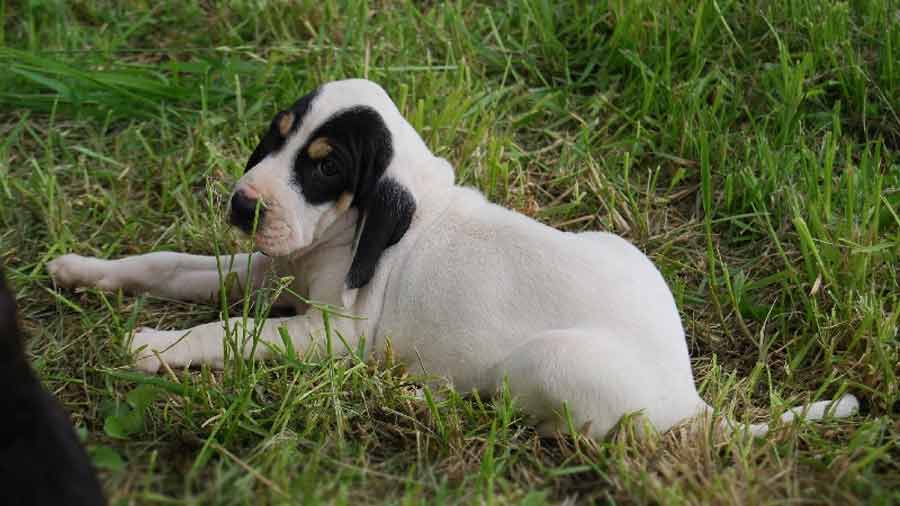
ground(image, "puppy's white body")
xmin=378 ymin=185 xmax=702 ymax=433
xmin=390 ymin=188 xmax=705 ymax=434
xmin=48 ymin=79 xmax=857 ymax=438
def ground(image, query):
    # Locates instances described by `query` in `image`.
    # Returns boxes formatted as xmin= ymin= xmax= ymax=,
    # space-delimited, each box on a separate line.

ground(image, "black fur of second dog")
xmin=0 ymin=270 xmax=105 ymax=505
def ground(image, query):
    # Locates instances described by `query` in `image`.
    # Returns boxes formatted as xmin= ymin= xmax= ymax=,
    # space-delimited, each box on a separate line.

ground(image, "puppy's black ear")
xmin=346 ymin=178 xmax=415 ymax=289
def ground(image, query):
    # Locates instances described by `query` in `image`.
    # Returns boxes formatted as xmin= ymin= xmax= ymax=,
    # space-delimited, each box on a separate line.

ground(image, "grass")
xmin=1 ymin=0 xmax=898 ymax=504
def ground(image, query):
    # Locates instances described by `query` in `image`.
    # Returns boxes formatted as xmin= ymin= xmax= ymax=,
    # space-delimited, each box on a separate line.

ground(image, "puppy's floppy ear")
xmin=346 ymin=178 xmax=415 ymax=289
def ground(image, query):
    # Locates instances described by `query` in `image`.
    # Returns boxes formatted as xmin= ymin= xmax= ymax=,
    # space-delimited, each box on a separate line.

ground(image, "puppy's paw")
xmin=47 ymin=254 xmax=119 ymax=291
xmin=130 ymin=327 xmax=178 ymax=374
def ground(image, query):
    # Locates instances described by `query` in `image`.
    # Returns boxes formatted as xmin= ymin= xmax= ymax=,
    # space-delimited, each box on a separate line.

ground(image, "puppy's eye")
xmin=316 ymin=159 xmax=339 ymax=178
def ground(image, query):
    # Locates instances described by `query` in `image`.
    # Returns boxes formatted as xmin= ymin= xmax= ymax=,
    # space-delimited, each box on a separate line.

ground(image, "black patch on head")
xmin=293 ymin=106 xmax=394 ymax=206
xmin=291 ymin=105 xmax=415 ymax=289
xmin=0 ymin=269 xmax=106 ymax=505
xmin=244 ymin=88 xmax=319 ymax=172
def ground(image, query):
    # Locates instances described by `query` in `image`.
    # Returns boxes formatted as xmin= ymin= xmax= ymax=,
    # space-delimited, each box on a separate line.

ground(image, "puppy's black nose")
xmin=229 ymin=190 xmax=265 ymax=233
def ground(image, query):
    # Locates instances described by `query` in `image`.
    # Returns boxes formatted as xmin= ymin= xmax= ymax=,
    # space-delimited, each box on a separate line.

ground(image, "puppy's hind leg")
xmin=47 ymin=252 xmax=273 ymax=304
xmin=490 ymin=329 xmax=705 ymax=439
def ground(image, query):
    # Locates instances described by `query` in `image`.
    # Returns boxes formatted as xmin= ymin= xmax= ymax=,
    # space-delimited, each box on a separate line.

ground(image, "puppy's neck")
xmin=289 ymin=208 xmax=358 ymax=261
xmin=388 ymin=154 xmax=455 ymax=205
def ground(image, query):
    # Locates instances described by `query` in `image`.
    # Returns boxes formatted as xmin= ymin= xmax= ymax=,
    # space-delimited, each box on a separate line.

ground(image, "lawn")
xmin=1 ymin=1 xmax=897 ymax=504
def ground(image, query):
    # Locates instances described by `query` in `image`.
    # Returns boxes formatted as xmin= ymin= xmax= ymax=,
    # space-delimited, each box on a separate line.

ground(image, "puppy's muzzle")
xmin=229 ymin=188 xmax=265 ymax=233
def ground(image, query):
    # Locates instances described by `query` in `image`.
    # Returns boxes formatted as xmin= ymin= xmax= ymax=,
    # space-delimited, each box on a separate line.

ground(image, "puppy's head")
xmin=232 ymin=79 xmax=434 ymax=289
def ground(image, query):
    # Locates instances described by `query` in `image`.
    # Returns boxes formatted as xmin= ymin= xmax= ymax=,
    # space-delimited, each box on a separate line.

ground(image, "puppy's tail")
xmin=722 ymin=394 xmax=859 ymax=437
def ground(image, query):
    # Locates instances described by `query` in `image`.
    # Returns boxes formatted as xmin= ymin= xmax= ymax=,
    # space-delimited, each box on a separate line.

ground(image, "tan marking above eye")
xmin=336 ymin=192 xmax=354 ymax=213
xmin=277 ymin=111 xmax=295 ymax=137
xmin=308 ymin=137 xmax=333 ymax=159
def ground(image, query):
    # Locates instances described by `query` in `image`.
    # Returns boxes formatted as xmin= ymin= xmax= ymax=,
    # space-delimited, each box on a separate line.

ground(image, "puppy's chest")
xmin=275 ymin=248 xmax=352 ymax=308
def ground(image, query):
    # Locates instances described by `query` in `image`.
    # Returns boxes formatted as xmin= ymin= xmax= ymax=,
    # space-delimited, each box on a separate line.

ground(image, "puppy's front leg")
xmin=48 ymin=252 xmax=273 ymax=304
xmin=131 ymin=311 xmax=359 ymax=373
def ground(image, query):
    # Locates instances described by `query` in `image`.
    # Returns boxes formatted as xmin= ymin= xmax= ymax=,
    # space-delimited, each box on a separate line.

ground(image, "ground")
xmin=0 ymin=1 xmax=897 ymax=504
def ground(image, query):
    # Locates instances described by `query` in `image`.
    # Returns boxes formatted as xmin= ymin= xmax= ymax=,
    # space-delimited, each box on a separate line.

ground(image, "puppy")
xmin=0 ymin=269 xmax=105 ymax=505
xmin=48 ymin=79 xmax=858 ymax=438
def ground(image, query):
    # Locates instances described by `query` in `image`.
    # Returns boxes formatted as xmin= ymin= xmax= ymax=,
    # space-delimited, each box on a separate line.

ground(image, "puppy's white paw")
xmin=130 ymin=327 xmax=179 ymax=374
xmin=47 ymin=254 xmax=119 ymax=291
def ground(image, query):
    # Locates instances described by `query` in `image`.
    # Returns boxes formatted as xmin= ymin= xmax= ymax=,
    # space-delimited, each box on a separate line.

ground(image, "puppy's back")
xmin=0 ymin=270 xmax=105 ymax=506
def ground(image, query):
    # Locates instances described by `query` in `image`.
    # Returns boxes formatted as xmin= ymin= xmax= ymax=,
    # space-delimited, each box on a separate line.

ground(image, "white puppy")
xmin=48 ymin=79 xmax=858 ymax=438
